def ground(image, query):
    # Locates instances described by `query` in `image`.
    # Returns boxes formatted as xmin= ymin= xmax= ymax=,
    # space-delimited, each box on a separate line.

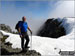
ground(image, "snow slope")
xmin=0 ymin=17 xmax=75 ymax=55
xmin=0 ymin=30 xmax=74 ymax=55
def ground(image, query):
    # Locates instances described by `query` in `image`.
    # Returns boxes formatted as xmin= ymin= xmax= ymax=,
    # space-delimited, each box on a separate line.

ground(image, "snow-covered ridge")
xmin=0 ymin=17 xmax=74 ymax=55
xmin=0 ymin=30 xmax=74 ymax=55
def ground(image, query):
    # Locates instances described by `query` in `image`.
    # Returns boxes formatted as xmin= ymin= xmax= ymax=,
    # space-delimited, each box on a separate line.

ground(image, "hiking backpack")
xmin=15 ymin=21 xmax=22 ymax=31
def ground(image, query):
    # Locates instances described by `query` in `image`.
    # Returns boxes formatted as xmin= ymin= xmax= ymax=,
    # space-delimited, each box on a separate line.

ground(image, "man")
xmin=18 ymin=16 xmax=32 ymax=52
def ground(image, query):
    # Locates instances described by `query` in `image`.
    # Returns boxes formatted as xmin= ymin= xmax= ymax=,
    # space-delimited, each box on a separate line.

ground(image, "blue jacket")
xmin=19 ymin=21 xmax=28 ymax=32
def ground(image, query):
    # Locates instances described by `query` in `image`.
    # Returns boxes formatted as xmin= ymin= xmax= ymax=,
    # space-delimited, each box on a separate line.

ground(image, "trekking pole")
xmin=31 ymin=32 xmax=32 ymax=50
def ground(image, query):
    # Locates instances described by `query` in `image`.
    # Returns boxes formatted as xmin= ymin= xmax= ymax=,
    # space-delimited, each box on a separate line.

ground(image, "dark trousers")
xmin=21 ymin=32 xmax=30 ymax=50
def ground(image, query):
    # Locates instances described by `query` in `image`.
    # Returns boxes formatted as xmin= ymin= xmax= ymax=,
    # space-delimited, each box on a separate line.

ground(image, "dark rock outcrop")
xmin=0 ymin=32 xmax=3 ymax=38
xmin=59 ymin=51 xmax=75 ymax=55
xmin=4 ymin=42 xmax=12 ymax=46
xmin=1 ymin=42 xmax=41 ymax=56
xmin=1 ymin=48 xmax=10 ymax=55
xmin=0 ymin=24 xmax=12 ymax=33
xmin=1 ymin=48 xmax=41 ymax=56
xmin=37 ymin=18 xmax=66 ymax=38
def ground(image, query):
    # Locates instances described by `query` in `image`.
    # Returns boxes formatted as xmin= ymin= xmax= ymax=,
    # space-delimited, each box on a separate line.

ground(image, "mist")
xmin=0 ymin=1 xmax=74 ymax=35
xmin=28 ymin=1 xmax=74 ymax=35
xmin=49 ymin=1 xmax=74 ymax=18
xmin=26 ymin=18 xmax=46 ymax=35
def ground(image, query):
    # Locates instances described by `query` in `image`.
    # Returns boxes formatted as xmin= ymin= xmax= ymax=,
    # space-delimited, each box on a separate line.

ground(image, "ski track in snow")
xmin=0 ymin=17 xmax=75 ymax=55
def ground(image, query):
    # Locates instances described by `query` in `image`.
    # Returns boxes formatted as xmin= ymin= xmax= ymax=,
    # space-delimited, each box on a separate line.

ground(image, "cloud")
xmin=0 ymin=1 xmax=74 ymax=35
xmin=49 ymin=1 xmax=74 ymax=18
xmin=27 ymin=18 xmax=46 ymax=35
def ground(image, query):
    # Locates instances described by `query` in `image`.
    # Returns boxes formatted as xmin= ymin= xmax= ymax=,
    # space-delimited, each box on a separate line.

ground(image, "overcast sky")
xmin=0 ymin=0 xmax=74 ymax=35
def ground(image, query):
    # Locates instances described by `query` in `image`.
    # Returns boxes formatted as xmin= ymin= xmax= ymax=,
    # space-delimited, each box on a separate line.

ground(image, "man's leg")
xmin=21 ymin=37 xmax=24 ymax=51
xmin=24 ymin=35 xmax=30 ymax=48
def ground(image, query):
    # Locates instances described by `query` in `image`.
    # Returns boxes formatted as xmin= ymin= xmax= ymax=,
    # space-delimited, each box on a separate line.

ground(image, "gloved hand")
xmin=19 ymin=33 xmax=22 ymax=38
xmin=30 ymin=31 xmax=32 ymax=35
xmin=20 ymin=35 xmax=23 ymax=38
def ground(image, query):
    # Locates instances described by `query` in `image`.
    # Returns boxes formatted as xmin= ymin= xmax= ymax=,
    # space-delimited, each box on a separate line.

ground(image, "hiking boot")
xmin=25 ymin=46 xmax=30 ymax=48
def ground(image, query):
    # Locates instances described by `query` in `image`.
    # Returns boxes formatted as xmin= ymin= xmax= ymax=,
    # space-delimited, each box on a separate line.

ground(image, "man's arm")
xmin=18 ymin=28 xmax=21 ymax=33
xmin=28 ymin=27 xmax=32 ymax=34
xmin=18 ymin=28 xmax=22 ymax=37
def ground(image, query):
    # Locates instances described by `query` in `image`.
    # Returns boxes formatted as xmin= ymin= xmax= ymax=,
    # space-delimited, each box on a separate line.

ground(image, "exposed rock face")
xmin=37 ymin=18 xmax=66 ymax=38
xmin=0 ymin=24 xmax=12 ymax=33
xmin=0 ymin=42 xmax=41 ymax=56
xmin=0 ymin=32 xmax=3 ymax=38
xmin=59 ymin=51 xmax=75 ymax=55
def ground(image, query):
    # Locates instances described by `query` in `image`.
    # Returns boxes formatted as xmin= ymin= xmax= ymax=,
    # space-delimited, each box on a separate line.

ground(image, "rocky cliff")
xmin=0 ymin=24 xmax=12 ymax=33
xmin=1 ymin=42 xmax=41 ymax=56
xmin=37 ymin=18 xmax=66 ymax=38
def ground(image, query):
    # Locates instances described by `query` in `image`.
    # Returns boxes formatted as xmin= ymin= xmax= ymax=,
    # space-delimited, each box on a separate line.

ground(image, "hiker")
xmin=17 ymin=16 xmax=32 ymax=51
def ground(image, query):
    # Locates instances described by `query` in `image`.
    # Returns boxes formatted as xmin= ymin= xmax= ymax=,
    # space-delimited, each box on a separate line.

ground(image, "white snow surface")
xmin=0 ymin=17 xmax=75 ymax=55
